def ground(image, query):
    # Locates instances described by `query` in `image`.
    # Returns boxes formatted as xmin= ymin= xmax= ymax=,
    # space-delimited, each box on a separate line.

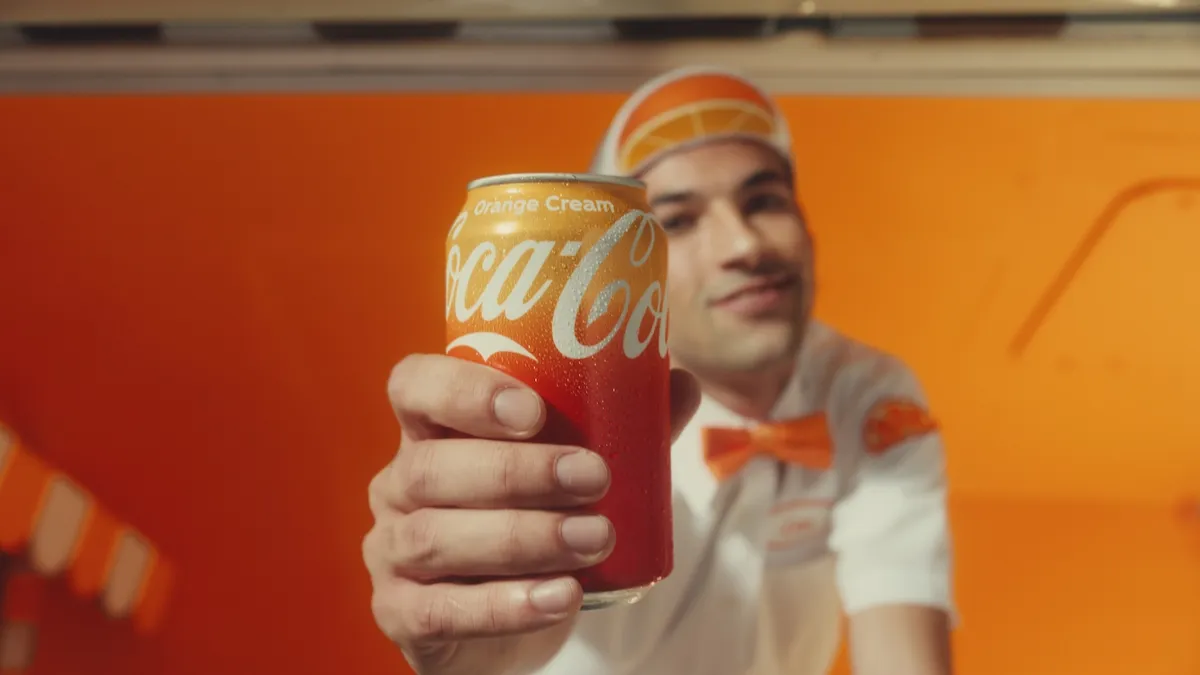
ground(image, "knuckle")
xmin=387 ymin=356 xmax=417 ymax=403
xmin=492 ymin=444 xmax=525 ymax=497
xmin=480 ymin=586 xmax=507 ymax=634
xmin=407 ymin=585 xmax=516 ymax=642
xmin=371 ymin=588 xmax=408 ymax=642
xmin=465 ymin=373 xmax=501 ymax=407
xmin=361 ymin=527 xmax=378 ymax=567
xmin=394 ymin=511 xmax=440 ymax=570
xmin=390 ymin=354 xmax=496 ymax=416
xmin=496 ymin=510 xmax=530 ymax=567
xmin=407 ymin=591 xmax=456 ymax=642
xmin=436 ymin=367 xmax=496 ymax=416
xmin=370 ymin=590 xmax=391 ymax=631
xmin=388 ymin=354 xmax=440 ymax=410
xmin=368 ymin=466 xmax=386 ymax=499
xmin=380 ymin=583 xmax=527 ymax=644
xmin=363 ymin=519 xmax=401 ymax=577
xmin=367 ymin=464 xmax=392 ymax=512
xmin=396 ymin=444 xmax=437 ymax=506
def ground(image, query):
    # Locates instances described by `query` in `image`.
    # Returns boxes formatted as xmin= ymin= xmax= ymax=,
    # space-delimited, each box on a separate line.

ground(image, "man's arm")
xmin=827 ymin=354 xmax=956 ymax=675
xmin=848 ymin=605 xmax=952 ymax=675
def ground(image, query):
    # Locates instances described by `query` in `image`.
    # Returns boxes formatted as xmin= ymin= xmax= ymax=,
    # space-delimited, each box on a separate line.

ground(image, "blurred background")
xmin=1 ymin=0 xmax=1199 ymax=673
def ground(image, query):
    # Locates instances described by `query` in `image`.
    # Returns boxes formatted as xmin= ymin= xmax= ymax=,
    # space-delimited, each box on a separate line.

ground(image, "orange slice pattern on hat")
xmin=616 ymin=73 xmax=778 ymax=174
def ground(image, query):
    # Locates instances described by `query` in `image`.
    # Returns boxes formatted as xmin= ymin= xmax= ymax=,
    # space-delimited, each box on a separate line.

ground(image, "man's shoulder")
xmin=805 ymin=323 xmax=941 ymax=467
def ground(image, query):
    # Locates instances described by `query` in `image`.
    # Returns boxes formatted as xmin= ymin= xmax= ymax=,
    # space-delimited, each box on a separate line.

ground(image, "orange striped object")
xmin=0 ymin=434 xmax=52 ymax=556
xmin=0 ymin=421 xmax=173 ymax=635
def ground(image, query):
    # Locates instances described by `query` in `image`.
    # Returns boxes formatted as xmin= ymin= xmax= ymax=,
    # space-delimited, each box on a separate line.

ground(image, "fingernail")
xmin=493 ymin=388 xmax=541 ymax=432
xmin=560 ymin=516 xmax=612 ymax=557
xmin=555 ymin=451 xmax=610 ymax=497
xmin=529 ymin=578 xmax=578 ymax=616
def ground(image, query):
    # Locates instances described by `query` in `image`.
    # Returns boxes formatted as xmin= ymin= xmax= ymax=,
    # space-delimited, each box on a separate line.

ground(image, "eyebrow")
xmin=648 ymin=168 xmax=790 ymax=208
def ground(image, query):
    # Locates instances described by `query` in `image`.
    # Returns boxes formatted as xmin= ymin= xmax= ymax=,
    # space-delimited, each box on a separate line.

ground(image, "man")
xmin=363 ymin=66 xmax=955 ymax=675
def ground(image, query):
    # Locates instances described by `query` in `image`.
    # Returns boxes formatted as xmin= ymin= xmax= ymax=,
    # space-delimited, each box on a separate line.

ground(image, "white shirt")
xmin=519 ymin=321 xmax=954 ymax=675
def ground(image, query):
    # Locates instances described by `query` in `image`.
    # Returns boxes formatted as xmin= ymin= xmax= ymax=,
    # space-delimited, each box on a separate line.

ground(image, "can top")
xmin=466 ymin=172 xmax=645 ymax=192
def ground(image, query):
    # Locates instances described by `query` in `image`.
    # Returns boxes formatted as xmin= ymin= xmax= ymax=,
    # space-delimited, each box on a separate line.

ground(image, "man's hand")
xmin=363 ymin=354 xmax=701 ymax=675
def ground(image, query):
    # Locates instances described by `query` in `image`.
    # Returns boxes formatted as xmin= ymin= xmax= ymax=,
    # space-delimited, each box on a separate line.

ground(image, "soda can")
xmin=445 ymin=172 xmax=672 ymax=609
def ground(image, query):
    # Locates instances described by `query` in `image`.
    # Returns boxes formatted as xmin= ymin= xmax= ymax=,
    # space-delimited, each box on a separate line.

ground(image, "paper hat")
xmin=589 ymin=66 xmax=793 ymax=177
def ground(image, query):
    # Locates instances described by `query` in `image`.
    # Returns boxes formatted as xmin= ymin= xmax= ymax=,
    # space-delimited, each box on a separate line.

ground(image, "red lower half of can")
xmin=539 ymin=397 xmax=674 ymax=598
xmin=454 ymin=349 xmax=675 ymax=603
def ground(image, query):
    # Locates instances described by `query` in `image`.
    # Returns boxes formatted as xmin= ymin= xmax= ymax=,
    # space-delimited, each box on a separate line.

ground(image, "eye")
xmin=658 ymin=213 xmax=697 ymax=233
xmin=743 ymin=193 xmax=792 ymax=215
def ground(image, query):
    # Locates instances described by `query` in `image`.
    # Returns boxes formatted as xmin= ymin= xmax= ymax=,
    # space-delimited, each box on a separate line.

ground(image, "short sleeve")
xmin=826 ymin=355 xmax=955 ymax=618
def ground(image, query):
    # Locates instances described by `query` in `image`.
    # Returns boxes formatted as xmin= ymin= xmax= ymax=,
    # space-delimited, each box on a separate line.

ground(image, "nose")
xmin=707 ymin=201 xmax=768 ymax=269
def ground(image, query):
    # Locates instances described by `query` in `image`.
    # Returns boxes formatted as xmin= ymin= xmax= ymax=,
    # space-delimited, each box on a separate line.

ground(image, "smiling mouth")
xmin=711 ymin=274 xmax=798 ymax=307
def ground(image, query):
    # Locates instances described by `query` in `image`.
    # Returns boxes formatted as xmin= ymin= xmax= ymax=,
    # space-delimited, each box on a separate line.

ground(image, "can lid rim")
xmin=466 ymin=172 xmax=645 ymax=191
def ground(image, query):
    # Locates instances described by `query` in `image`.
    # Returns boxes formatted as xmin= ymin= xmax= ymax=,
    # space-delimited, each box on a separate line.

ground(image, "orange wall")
xmin=0 ymin=92 xmax=1197 ymax=675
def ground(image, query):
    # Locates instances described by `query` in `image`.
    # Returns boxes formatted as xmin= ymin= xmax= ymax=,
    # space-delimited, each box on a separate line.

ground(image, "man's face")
xmin=641 ymin=139 xmax=814 ymax=377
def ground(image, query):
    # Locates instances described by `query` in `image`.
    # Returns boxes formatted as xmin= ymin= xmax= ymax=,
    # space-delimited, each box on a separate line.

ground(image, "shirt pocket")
xmin=763 ymin=498 xmax=834 ymax=567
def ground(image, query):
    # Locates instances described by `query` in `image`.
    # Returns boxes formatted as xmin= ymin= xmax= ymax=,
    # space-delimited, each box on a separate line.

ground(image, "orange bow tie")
xmin=703 ymin=414 xmax=833 ymax=481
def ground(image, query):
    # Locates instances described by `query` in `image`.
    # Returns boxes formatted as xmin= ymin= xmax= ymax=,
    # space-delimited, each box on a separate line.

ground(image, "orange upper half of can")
xmin=457 ymin=177 xmax=650 ymax=238
xmin=447 ymin=178 xmax=668 ymax=368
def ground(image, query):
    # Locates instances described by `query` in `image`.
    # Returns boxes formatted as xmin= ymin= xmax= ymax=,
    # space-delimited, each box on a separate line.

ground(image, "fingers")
xmin=365 ymin=359 xmax=699 ymax=654
xmin=374 ymin=575 xmax=582 ymax=645
xmin=364 ymin=509 xmax=614 ymax=580
xmin=668 ymin=368 xmax=702 ymax=444
xmin=389 ymin=355 xmax=698 ymax=446
xmin=373 ymin=440 xmax=610 ymax=514
xmin=388 ymin=354 xmax=546 ymax=442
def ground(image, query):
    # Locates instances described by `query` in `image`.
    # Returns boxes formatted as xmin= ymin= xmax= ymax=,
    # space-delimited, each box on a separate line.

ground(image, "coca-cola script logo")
xmin=445 ymin=209 xmax=669 ymax=363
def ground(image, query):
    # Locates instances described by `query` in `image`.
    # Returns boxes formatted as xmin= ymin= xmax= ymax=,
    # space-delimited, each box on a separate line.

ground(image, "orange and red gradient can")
xmin=445 ymin=172 xmax=673 ymax=609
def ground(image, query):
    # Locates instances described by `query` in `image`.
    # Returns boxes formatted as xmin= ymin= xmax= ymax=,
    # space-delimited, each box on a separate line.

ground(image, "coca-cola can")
xmin=445 ymin=172 xmax=673 ymax=609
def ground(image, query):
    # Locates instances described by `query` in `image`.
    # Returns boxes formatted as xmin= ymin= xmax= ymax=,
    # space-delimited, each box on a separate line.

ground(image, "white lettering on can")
xmin=445 ymin=208 xmax=668 ymax=363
